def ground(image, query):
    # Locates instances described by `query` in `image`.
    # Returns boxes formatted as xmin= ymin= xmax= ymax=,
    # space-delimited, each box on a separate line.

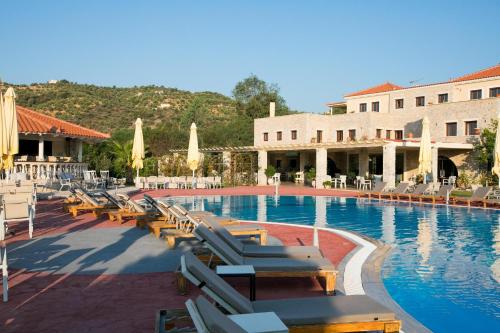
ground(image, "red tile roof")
xmin=344 ymin=64 xmax=500 ymax=98
xmin=16 ymin=106 xmax=110 ymax=140
xmin=345 ymin=82 xmax=403 ymax=97
xmin=451 ymin=64 xmax=500 ymax=82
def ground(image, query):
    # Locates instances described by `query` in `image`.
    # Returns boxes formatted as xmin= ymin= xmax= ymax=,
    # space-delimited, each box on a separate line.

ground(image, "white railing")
xmin=13 ymin=161 xmax=89 ymax=180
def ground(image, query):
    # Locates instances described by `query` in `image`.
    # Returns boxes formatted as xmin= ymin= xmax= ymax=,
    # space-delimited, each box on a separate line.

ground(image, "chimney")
xmin=269 ymin=102 xmax=276 ymax=118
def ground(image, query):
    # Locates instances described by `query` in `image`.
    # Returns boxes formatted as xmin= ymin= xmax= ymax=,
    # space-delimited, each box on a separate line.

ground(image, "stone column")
xmin=383 ymin=143 xmax=396 ymax=188
xmin=315 ymin=148 xmax=327 ymax=189
xmin=431 ymin=146 xmax=438 ymax=183
xmin=257 ymin=150 xmax=268 ymax=186
xmin=299 ymin=151 xmax=307 ymax=172
xmin=77 ymin=140 xmax=83 ymax=162
xmin=358 ymin=149 xmax=369 ymax=177
xmin=38 ymin=139 xmax=44 ymax=161
xmin=222 ymin=151 xmax=231 ymax=178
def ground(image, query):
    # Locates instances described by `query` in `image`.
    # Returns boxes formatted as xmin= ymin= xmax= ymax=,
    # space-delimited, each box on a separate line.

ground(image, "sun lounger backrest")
xmin=393 ymin=182 xmax=410 ymax=194
xmin=471 ymin=186 xmax=492 ymax=200
xmin=182 ymin=253 xmax=254 ymax=315
xmin=100 ymin=191 xmax=124 ymax=209
xmin=75 ymin=189 xmax=100 ymax=206
xmin=117 ymin=194 xmax=146 ymax=213
xmin=436 ymin=184 xmax=453 ymax=196
xmin=2 ymin=195 xmax=31 ymax=220
xmin=371 ymin=182 xmax=387 ymax=193
xmin=194 ymin=296 xmax=248 ymax=333
xmin=201 ymin=216 xmax=245 ymax=253
xmin=194 ymin=225 xmax=244 ymax=265
xmin=413 ymin=183 xmax=431 ymax=195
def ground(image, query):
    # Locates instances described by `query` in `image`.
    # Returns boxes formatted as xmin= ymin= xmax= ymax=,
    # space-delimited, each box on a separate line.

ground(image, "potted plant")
xmin=323 ymin=180 xmax=332 ymax=189
xmin=305 ymin=167 xmax=316 ymax=187
xmin=265 ymin=166 xmax=276 ymax=185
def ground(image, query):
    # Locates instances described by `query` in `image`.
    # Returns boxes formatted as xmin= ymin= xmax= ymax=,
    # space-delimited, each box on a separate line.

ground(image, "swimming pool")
xmin=165 ymin=195 xmax=500 ymax=333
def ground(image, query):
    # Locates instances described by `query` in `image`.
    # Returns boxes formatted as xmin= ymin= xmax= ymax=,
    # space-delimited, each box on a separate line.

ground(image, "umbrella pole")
xmin=192 ymin=169 xmax=196 ymax=189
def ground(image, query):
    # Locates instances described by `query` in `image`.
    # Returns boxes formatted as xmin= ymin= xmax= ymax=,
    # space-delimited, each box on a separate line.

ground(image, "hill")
xmin=10 ymin=80 xmax=237 ymax=134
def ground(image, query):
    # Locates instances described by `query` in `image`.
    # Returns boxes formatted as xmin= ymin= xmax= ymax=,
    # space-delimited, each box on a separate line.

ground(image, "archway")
xmin=438 ymin=156 xmax=458 ymax=179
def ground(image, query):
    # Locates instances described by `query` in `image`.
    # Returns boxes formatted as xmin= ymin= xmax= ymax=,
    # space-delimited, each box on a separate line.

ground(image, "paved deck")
xmin=1 ymin=186 xmax=358 ymax=333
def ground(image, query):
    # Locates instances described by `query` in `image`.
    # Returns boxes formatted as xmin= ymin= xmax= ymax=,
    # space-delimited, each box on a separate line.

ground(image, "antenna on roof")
xmin=409 ymin=78 xmax=422 ymax=86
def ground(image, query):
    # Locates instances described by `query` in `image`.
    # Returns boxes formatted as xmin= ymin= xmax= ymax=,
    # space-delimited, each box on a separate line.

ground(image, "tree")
xmin=232 ymin=75 xmax=290 ymax=119
xmin=473 ymin=119 xmax=497 ymax=171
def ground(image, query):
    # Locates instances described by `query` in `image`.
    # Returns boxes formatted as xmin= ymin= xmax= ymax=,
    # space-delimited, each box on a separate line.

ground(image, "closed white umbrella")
xmin=187 ymin=123 xmax=200 ymax=188
xmin=491 ymin=114 xmax=500 ymax=181
xmin=2 ymin=87 xmax=19 ymax=175
xmin=131 ymin=118 xmax=145 ymax=184
xmin=0 ymin=90 xmax=5 ymax=171
xmin=418 ymin=116 xmax=432 ymax=184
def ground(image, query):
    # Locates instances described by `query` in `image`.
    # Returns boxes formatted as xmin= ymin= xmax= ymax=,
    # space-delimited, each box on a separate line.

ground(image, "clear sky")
xmin=1 ymin=0 xmax=499 ymax=112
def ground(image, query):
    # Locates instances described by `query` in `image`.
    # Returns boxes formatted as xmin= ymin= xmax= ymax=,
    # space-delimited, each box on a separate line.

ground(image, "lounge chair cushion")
xmin=242 ymin=257 xmax=335 ymax=272
xmin=184 ymin=252 xmax=254 ymax=314
xmin=195 ymin=296 xmax=247 ymax=333
xmin=206 ymin=217 xmax=323 ymax=258
xmin=252 ymin=295 xmax=396 ymax=326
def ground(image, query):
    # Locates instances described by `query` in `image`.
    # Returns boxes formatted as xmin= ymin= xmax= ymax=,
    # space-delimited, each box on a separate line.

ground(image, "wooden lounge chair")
xmin=189 ymin=225 xmax=337 ymax=295
xmin=106 ymin=192 xmax=152 ymax=223
xmin=203 ymin=216 xmax=324 ymax=259
xmin=357 ymin=181 xmax=387 ymax=199
xmin=451 ymin=186 xmax=493 ymax=208
xmin=378 ymin=182 xmax=410 ymax=200
xmin=178 ymin=253 xmax=401 ymax=332
xmin=418 ymin=184 xmax=453 ymax=204
xmin=163 ymin=210 xmax=267 ymax=249
xmin=67 ymin=189 xmax=117 ymax=217
xmin=396 ymin=183 xmax=432 ymax=201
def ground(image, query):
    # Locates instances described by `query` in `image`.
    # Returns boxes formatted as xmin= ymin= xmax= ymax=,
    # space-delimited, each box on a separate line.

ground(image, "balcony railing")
xmin=13 ymin=160 xmax=88 ymax=180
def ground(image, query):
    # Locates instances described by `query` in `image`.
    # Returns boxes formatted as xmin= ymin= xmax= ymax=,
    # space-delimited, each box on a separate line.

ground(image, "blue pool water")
xmin=165 ymin=195 xmax=500 ymax=333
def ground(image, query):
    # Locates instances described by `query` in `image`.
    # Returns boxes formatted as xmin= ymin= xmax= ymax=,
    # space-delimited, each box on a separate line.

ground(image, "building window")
xmin=348 ymin=129 xmax=356 ymax=141
xmin=317 ymin=130 xmax=323 ymax=143
xmin=465 ymin=121 xmax=478 ymax=136
xmin=438 ymin=93 xmax=448 ymax=103
xmin=395 ymin=99 xmax=404 ymax=109
xmin=277 ymin=131 xmax=282 ymax=141
xmin=416 ymin=96 xmax=425 ymax=107
xmin=359 ymin=103 xmax=367 ymax=112
xmin=372 ymin=101 xmax=380 ymax=112
xmin=386 ymin=130 xmax=392 ymax=139
xmin=291 ymin=130 xmax=297 ymax=140
xmin=470 ymin=89 xmax=482 ymax=100
xmin=490 ymin=87 xmax=500 ymax=98
xmin=446 ymin=122 xmax=457 ymax=136
xmin=263 ymin=132 xmax=268 ymax=141
xmin=336 ymin=130 xmax=343 ymax=142
xmin=376 ymin=129 xmax=382 ymax=138
xmin=395 ymin=130 xmax=403 ymax=140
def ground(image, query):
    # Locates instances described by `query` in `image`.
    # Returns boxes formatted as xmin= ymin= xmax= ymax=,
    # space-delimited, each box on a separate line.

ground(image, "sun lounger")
xmin=191 ymin=225 xmax=337 ymax=295
xmin=377 ymin=182 xmax=410 ymax=200
xmin=358 ymin=181 xmax=387 ymax=199
xmin=67 ymin=189 xmax=118 ymax=217
xmin=164 ymin=209 xmax=268 ymax=249
xmin=180 ymin=252 xmax=401 ymax=332
xmin=104 ymin=193 xmax=151 ymax=224
xmin=396 ymin=183 xmax=432 ymax=201
xmin=418 ymin=184 xmax=453 ymax=204
xmin=203 ymin=216 xmax=324 ymax=259
xmin=451 ymin=186 xmax=493 ymax=208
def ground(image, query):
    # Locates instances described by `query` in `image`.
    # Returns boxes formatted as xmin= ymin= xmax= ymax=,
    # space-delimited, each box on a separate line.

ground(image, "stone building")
xmin=254 ymin=65 xmax=500 ymax=188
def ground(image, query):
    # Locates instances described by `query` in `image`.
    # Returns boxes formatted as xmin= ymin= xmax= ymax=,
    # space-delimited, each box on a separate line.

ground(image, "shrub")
xmin=305 ymin=168 xmax=316 ymax=181
xmin=323 ymin=180 xmax=332 ymax=188
xmin=264 ymin=166 xmax=276 ymax=178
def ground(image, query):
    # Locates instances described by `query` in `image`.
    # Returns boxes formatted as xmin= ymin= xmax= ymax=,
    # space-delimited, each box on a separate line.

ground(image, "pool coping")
xmin=239 ymin=220 xmax=432 ymax=333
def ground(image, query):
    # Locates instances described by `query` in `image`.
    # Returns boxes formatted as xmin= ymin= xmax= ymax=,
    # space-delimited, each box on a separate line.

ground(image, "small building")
xmin=14 ymin=105 xmax=110 ymax=179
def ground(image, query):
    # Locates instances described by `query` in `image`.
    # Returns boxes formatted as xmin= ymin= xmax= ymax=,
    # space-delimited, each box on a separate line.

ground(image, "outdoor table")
xmin=216 ymin=265 xmax=256 ymax=301
xmin=228 ymin=312 xmax=289 ymax=333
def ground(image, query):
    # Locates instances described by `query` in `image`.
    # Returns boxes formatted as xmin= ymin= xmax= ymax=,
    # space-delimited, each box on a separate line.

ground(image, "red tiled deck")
xmin=1 ymin=186 xmax=357 ymax=333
